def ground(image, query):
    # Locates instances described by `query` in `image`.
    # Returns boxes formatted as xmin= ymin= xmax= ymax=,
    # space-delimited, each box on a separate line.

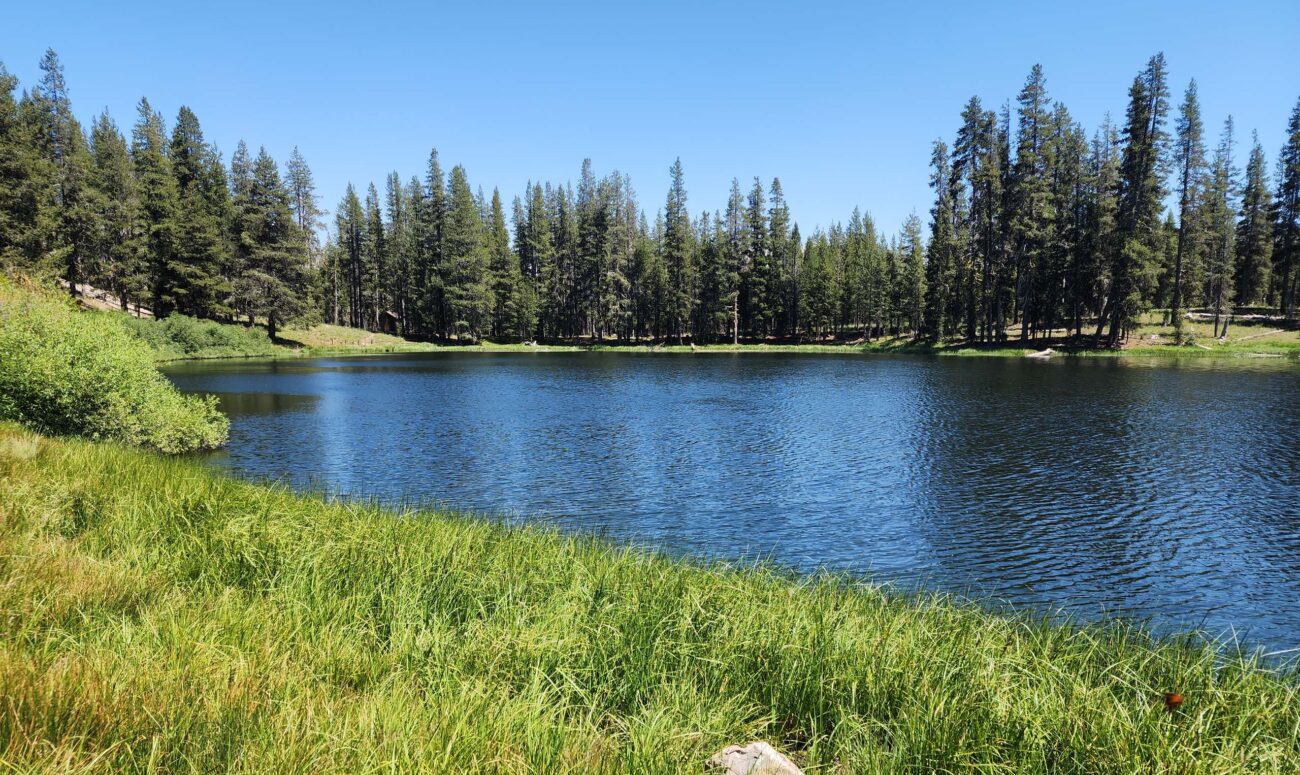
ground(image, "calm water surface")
xmin=166 ymin=353 xmax=1300 ymax=649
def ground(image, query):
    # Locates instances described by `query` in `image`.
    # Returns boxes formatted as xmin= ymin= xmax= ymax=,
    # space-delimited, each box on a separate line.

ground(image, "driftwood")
xmin=708 ymin=741 xmax=804 ymax=775
xmin=1026 ymin=348 xmax=1055 ymax=359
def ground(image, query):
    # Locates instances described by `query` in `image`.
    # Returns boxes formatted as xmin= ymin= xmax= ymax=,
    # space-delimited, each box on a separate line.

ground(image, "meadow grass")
xmin=1 ymin=424 xmax=1296 ymax=773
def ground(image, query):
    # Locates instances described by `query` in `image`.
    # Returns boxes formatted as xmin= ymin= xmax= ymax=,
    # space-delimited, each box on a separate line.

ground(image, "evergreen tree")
xmin=743 ymin=177 xmax=769 ymax=338
xmin=486 ymin=187 xmax=518 ymax=339
xmin=522 ymin=182 xmax=553 ymax=339
xmin=285 ymin=147 xmax=323 ymax=255
xmin=384 ymin=171 xmax=411 ymax=331
xmin=362 ymin=182 xmax=384 ymax=327
xmin=443 ymin=165 xmax=492 ymax=340
xmin=1080 ymin=118 xmax=1121 ymax=337
xmin=766 ymin=178 xmax=793 ymax=336
xmin=87 ymin=111 xmax=145 ymax=311
xmin=420 ymin=149 xmax=448 ymax=335
xmin=0 ymin=61 xmax=41 ymax=267
xmin=30 ymin=49 xmax=94 ymax=295
xmin=334 ymin=184 xmax=365 ymax=328
xmin=1274 ymin=98 xmax=1300 ymax=318
xmin=1202 ymin=117 xmax=1237 ymax=336
xmin=1169 ymin=80 xmax=1206 ymax=341
xmin=230 ymin=148 xmax=309 ymax=338
xmin=1107 ymin=53 xmax=1170 ymax=344
xmin=131 ymin=97 xmax=177 ymax=316
xmin=1234 ymin=134 xmax=1272 ymax=305
xmin=924 ymin=141 xmax=958 ymax=340
xmin=1008 ymin=65 xmax=1055 ymax=342
xmin=167 ymin=106 xmax=230 ymax=317
xmin=899 ymin=212 xmax=926 ymax=334
xmin=722 ymin=179 xmax=744 ymax=342
xmin=663 ymin=158 xmax=695 ymax=341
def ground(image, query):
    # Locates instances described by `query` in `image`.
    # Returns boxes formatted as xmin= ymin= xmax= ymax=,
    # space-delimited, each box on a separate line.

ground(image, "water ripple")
xmin=166 ymin=353 xmax=1300 ymax=651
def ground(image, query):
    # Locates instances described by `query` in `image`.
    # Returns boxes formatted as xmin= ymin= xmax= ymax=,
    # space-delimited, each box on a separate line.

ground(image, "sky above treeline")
xmin=4 ymin=0 xmax=1297 ymax=239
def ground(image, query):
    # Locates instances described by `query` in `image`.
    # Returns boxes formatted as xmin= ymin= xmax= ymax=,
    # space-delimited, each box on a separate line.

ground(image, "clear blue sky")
xmin=4 ymin=0 xmax=1297 ymax=237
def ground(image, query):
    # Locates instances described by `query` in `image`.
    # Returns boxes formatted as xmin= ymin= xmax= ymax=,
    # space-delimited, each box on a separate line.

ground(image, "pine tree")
xmin=924 ymin=140 xmax=958 ymax=340
xmin=403 ymin=175 xmax=427 ymax=333
xmin=662 ymin=158 xmax=695 ymax=341
xmin=1274 ymin=98 xmax=1300 ymax=318
xmin=334 ymin=184 xmax=365 ymax=328
xmin=1008 ymin=65 xmax=1055 ymax=342
xmin=1203 ymin=117 xmax=1237 ymax=336
xmin=549 ymin=184 xmax=579 ymax=338
xmin=1081 ymin=118 xmax=1121 ymax=337
xmin=486 ymin=187 xmax=517 ymax=340
xmin=0 ymin=61 xmax=41 ymax=267
xmin=31 ymin=49 xmax=94 ymax=295
xmin=362 ymin=182 xmax=384 ymax=327
xmin=522 ymin=182 xmax=553 ymax=339
xmin=743 ymin=177 xmax=769 ymax=338
xmin=766 ymin=178 xmax=793 ymax=336
xmin=285 ymin=147 xmax=323 ymax=255
xmin=420 ymin=149 xmax=448 ymax=335
xmin=722 ymin=178 xmax=744 ymax=343
xmin=1107 ymin=53 xmax=1170 ymax=345
xmin=87 ymin=111 xmax=145 ymax=311
xmin=384 ymin=171 xmax=411 ymax=331
xmin=1169 ymin=80 xmax=1206 ymax=341
xmin=167 ymin=106 xmax=230 ymax=317
xmin=1234 ymin=134 xmax=1272 ymax=305
xmin=131 ymin=97 xmax=177 ymax=316
xmin=230 ymin=148 xmax=309 ymax=339
xmin=899 ymin=213 xmax=926 ymax=334
xmin=443 ymin=165 xmax=492 ymax=340
xmin=1044 ymin=104 xmax=1088 ymax=339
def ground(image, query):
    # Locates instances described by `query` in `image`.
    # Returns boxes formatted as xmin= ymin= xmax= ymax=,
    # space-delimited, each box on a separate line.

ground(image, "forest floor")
xmin=2 ymin=422 xmax=1297 ymax=772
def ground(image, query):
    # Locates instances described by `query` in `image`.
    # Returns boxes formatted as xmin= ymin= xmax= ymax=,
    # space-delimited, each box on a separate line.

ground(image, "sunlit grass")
xmin=1 ymin=423 xmax=1296 ymax=772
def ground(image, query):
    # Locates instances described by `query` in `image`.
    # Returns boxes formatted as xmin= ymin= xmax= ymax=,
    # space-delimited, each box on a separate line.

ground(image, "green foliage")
xmin=120 ymin=312 xmax=279 ymax=361
xmin=0 ymin=278 xmax=227 ymax=451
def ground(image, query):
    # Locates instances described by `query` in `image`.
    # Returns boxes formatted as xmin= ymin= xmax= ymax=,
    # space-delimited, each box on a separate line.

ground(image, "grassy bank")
xmin=104 ymin=304 xmax=1300 ymax=364
xmin=1 ymin=425 xmax=1296 ymax=772
xmin=0 ymin=279 xmax=227 ymax=452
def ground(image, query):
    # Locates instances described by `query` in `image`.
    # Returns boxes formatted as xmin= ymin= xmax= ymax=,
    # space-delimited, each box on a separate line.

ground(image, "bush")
xmin=0 ymin=279 xmax=228 ymax=452
xmin=122 ymin=313 xmax=280 ymax=360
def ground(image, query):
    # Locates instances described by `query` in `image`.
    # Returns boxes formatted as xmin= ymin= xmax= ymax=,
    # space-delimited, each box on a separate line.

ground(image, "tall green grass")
xmin=0 ymin=424 xmax=1295 ymax=773
xmin=0 ymin=279 xmax=227 ymax=452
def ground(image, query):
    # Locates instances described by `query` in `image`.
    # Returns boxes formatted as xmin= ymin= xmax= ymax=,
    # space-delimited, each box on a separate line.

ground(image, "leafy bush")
xmin=0 ymin=279 xmax=228 ymax=452
xmin=122 ymin=313 xmax=280 ymax=360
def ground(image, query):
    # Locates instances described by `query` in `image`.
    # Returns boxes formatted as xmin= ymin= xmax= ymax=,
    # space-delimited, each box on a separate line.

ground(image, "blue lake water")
xmin=166 ymin=352 xmax=1300 ymax=651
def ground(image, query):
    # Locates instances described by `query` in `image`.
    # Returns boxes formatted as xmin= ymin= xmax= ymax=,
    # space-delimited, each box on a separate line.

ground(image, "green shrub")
xmin=0 ymin=279 xmax=228 ymax=452
xmin=122 ymin=313 xmax=280 ymax=360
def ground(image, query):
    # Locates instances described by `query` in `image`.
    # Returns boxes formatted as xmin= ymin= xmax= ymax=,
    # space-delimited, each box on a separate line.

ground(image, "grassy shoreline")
xmin=1 ymin=424 xmax=1296 ymax=772
xmin=146 ymin=315 xmax=1300 ymax=364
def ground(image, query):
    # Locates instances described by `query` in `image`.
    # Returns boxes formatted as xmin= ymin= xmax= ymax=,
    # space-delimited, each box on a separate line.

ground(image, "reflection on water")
xmin=165 ymin=353 xmax=1300 ymax=649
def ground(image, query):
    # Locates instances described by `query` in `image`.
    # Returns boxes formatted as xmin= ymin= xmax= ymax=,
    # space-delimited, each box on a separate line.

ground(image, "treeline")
xmin=324 ymin=155 xmax=924 ymax=343
xmin=923 ymin=56 xmax=1300 ymax=347
xmin=315 ymin=54 xmax=1300 ymax=345
xmin=0 ymin=50 xmax=317 ymax=339
xmin=3 ymin=49 xmax=1299 ymax=346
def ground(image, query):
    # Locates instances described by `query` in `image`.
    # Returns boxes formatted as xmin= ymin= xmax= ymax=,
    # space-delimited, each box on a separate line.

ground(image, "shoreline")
xmin=2 ymin=423 xmax=1297 ymax=771
xmin=154 ymin=338 xmax=1300 ymax=365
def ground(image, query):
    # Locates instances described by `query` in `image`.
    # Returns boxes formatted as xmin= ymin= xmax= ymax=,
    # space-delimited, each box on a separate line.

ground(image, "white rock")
xmin=708 ymin=741 xmax=804 ymax=775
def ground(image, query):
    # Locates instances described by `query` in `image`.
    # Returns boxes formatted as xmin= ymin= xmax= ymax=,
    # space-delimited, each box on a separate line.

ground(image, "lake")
xmin=165 ymin=352 xmax=1300 ymax=650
